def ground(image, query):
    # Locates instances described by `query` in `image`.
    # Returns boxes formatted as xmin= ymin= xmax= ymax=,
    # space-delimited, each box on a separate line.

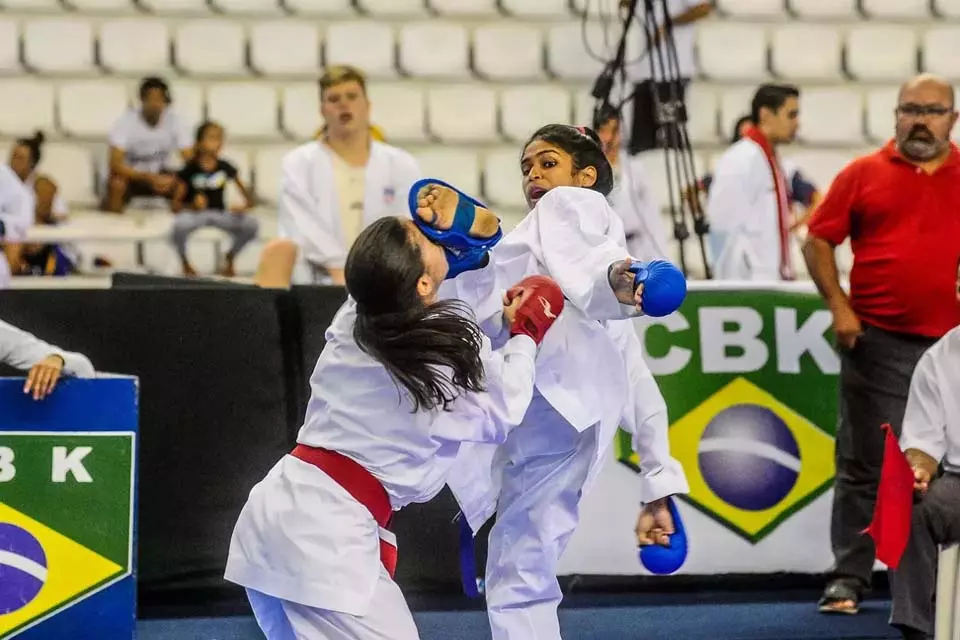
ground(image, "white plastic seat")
xmin=356 ymin=0 xmax=427 ymax=16
xmin=24 ymin=19 xmax=95 ymax=74
xmin=786 ymin=0 xmax=858 ymax=18
xmin=174 ymin=20 xmax=247 ymax=77
xmin=779 ymin=149 xmax=857 ymax=194
xmin=935 ymin=0 xmax=960 ymax=17
xmin=1 ymin=0 xmax=62 ymax=8
xmin=716 ymin=0 xmax=785 ymax=18
xmin=696 ymin=23 xmax=768 ymax=82
xmin=572 ymin=91 xmax=595 ymax=129
xmin=798 ymin=88 xmax=864 ymax=146
xmin=324 ymin=22 xmax=395 ymax=79
xmin=771 ymin=25 xmax=842 ymax=81
xmin=138 ymin=0 xmax=209 ymax=13
xmin=547 ymin=22 xmax=608 ymax=81
xmin=0 ymin=80 xmax=55 ymax=137
xmin=500 ymin=86 xmax=571 ymax=143
xmin=398 ymin=22 xmax=469 ymax=79
xmin=865 ymin=87 xmax=897 ymax=144
xmin=0 ymin=20 xmax=20 ymax=74
xmin=280 ymin=83 xmax=320 ymax=140
xmin=717 ymin=85 xmax=756 ymax=140
xmin=861 ymin=0 xmax=930 ymax=19
xmin=99 ymin=19 xmax=170 ymax=75
xmin=58 ymin=80 xmax=130 ymax=138
xmin=846 ymin=26 xmax=918 ymax=81
xmin=41 ymin=144 xmax=96 ymax=206
xmin=473 ymin=24 xmax=544 ymax=81
xmin=428 ymin=0 xmax=498 ymax=16
xmin=412 ymin=148 xmax=481 ymax=198
xmin=483 ymin=148 xmax=526 ymax=209
xmin=427 ymin=86 xmax=497 ymax=143
xmin=685 ymin=83 xmax=719 ymax=145
xmin=67 ymin=0 xmax=136 ymax=10
xmin=367 ymin=84 xmax=427 ymax=143
xmin=167 ymin=82 xmax=205 ymax=130
xmin=501 ymin=0 xmax=571 ymax=18
xmin=922 ymin=28 xmax=960 ymax=80
xmin=253 ymin=145 xmax=297 ymax=203
xmin=284 ymin=0 xmax=353 ymax=14
xmin=207 ymin=83 xmax=279 ymax=139
xmin=211 ymin=0 xmax=284 ymax=13
xmin=250 ymin=22 xmax=320 ymax=77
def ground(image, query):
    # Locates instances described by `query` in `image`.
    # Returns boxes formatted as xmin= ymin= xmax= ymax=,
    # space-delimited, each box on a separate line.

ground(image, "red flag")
xmin=863 ymin=423 xmax=915 ymax=569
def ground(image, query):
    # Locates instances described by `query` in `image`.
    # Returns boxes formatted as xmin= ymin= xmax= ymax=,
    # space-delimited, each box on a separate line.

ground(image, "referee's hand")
xmin=24 ymin=354 xmax=65 ymax=401
xmin=831 ymin=301 xmax=863 ymax=350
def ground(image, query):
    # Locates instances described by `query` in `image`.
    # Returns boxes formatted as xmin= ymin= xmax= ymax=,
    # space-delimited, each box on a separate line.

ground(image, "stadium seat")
xmin=367 ymin=84 xmax=427 ymax=142
xmin=861 ymin=0 xmax=930 ymax=19
xmin=780 ymin=149 xmax=856 ymax=193
xmin=250 ymin=22 xmax=321 ymax=77
xmin=2 ymin=0 xmax=62 ymax=8
xmin=174 ymin=20 xmax=247 ymax=77
xmin=427 ymin=85 xmax=498 ymax=143
xmin=66 ymin=0 xmax=136 ymax=10
xmin=398 ymin=23 xmax=469 ymax=79
xmin=865 ymin=86 xmax=897 ymax=144
xmin=207 ymin=83 xmax=279 ymax=139
xmin=0 ymin=79 xmax=56 ymax=137
xmin=483 ymin=148 xmax=526 ymax=209
xmin=546 ymin=21 xmax=608 ymax=81
xmin=324 ymin=22 xmax=396 ymax=79
xmin=696 ymin=23 xmax=768 ymax=82
xmin=428 ymin=0 xmax=498 ymax=16
xmin=685 ymin=83 xmax=719 ymax=145
xmin=572 ymin=91 xmax=595 ymax=128
xmin=717 ymin=85 xmax=756 ymax=139
xmin=24 ymin=19 xmax=95 ymax=74
xmin=770 ymin=25 xmax=842 ymax=82
xmin=58 ymin=80 xmax=130 ymax=138
xmin=845 ymin=26 xmax=919 ymax=81
xmin=99 ymin=19 xmax=171 ymax=75
xmin=786 ymin=0 xmax=859 ymax=18
xmin=284 ymin=0 xmax=354 ymax=14
xmin=138 ymin=0 xmax=210 ymax=13
xmin=218 ymin=146 xmax=252 ymax=208
xmin=500 ymin=86 xmax=571 ymax=143
xmin=716 ymin=0 xmax=786 ymax=18
xmin=412 ymin=147 xmax=481 ymax=199
xmin=211 ymin=0 xmax=284 ymax=13
xmin=473 ymin=24 xmax=544 ymax=81
xmin=501 ymin=0 xmax=571 ymax=18
xmin=935 ymin=0 xmax=960 ymax=17
xmin=922 ymin=27 xmax=960 ymax=80
xmin=0 ymin=20 xmax=19 ymax=74
xmin=253 ymin=145 xmax=296 ymax=203
xmin=280 ymin=83 xmax=320 ymax=140
xmin=167 ymin=81 xmax=206 ymax=130
xmin=356 ymin=0 xmax=428 ymax=16
xmin=42 ymin=144 xmax=96 ymax=206
xmin=798 ymin=88 xmax=864 ymax=146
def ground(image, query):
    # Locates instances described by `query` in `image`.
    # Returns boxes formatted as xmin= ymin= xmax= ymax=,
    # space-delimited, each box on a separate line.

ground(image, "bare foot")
xmin=415 ymin=183 xmax=500 ymax=239
xmin=218 ymin=259 xmax=236 ymax=278
xmin=182 ymin=263 xmax=198 ymax=277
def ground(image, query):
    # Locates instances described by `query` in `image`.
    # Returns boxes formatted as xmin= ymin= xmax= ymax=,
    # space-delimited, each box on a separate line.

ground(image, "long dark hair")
xmin=346 ymin=217 xmax=486 ymax=412
xmin=523 ymin=124 xmax=615 ymax=196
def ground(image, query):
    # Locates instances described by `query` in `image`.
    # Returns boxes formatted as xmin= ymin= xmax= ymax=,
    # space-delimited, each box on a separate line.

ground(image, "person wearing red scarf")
xmin=705 ymin=83 xmax=800 ymax=281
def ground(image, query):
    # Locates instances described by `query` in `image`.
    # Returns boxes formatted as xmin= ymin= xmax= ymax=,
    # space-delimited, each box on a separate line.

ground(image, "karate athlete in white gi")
xmin=0 ymin=318 xmax=96 ymax=399
xmin=416 ymin=124 xmax=690 ymax=640
xmin=225 ymin=214 xmax=567 ymax=640
xmin=277 ymin=65 xmax=421 ymax=286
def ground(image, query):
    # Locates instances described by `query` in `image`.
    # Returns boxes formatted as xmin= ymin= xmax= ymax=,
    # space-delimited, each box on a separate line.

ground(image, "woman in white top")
xmin=225 ymin=214 xmax=564 ymax=640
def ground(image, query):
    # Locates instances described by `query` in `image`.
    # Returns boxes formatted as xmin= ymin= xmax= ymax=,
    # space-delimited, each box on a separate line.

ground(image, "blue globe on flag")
xmin=0 ymin=522 xmax=48 ymax=614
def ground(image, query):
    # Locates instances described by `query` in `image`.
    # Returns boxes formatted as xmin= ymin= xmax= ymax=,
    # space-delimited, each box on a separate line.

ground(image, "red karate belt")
xmin=862 ymin=423 xmax=915 ymax=570
xmin=290 ymin=444 xmax=397 ymax=577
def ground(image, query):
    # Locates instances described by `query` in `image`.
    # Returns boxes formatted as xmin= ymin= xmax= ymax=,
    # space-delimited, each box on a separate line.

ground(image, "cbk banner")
xmin=0 ymin=377 xmax=138 ymax=640
xmin=559 ymin=283 xmax=844 ymax=576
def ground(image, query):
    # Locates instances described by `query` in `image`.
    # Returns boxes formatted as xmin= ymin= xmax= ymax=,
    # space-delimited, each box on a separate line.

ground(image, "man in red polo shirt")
xmin=803 ymin=73 xmax=960 ymax=617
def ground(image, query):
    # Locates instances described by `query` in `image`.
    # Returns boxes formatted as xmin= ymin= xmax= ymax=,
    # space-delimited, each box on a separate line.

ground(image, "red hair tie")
xmin=576 ymin=126 xmax=586 ymax=135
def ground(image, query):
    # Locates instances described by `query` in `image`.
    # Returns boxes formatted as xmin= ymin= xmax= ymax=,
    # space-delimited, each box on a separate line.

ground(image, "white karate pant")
xmin=485 ymin=394 xmax=599 ymax=640
xmin=246 ymin=567 xmax=420 ymax=640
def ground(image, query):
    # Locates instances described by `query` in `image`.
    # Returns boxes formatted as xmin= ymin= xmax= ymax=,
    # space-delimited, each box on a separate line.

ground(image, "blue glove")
xmin=408 ymin=178 xmax=502 ymax=281
xmin=638 ymin=496 xmax=688 ymax=575
xmin=628 ymin=259 xmax=687 ymax=317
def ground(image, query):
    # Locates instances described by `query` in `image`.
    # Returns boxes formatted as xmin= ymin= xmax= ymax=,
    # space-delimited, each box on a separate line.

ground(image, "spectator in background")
xmin=171 ymin=121 xmax=257 ymax=278
xmin=890 ymin=256 xmax=960 ymax=640
xmin=706 ymin=84 xmax=801 ymax=281
xmin=102 ymin=76 xmax=193 ymax=214
xmin=278 ymin=65 xmax=421 ymax=285
xmin=593 ymin=104 xmax=671 ymax=259
xmin=0 ymin=317 xmax=95 ymax=400
xmin=0 ymin=163 xmax=33 ymax=288
xmin=803 ymin=72 xmax=960 ymax=616
xmin=8 ymin=132 xmax=78 ymax=276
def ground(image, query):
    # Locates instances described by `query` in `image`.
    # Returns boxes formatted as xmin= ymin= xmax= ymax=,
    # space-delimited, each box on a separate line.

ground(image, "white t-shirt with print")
xmin=108 ymin=108 xmax=193 ymax=174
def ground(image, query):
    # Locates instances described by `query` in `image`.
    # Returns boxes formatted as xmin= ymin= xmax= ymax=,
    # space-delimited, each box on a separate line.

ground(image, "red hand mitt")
xmin=508 ymin=275 xmax=564 ymax=345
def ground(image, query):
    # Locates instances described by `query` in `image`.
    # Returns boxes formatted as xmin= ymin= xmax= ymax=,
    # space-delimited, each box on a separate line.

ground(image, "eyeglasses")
xmin=895 ymin=104 xmax=954 ymax=118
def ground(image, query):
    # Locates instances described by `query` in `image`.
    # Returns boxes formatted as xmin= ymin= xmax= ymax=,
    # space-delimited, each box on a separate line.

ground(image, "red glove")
xmin=507 ymin=275 xmax=565 ymax=345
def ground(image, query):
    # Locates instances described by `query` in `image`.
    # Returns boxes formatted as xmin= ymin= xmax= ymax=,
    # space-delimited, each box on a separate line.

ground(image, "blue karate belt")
xmin=628 ymin=259 xmax=688 ymax=317
xmin=408 ymin=178 xmax=503 ymax=280
xmin=456 ymin=512 xmax=485 ymax=598
xmin=638 ymin=496 xmax=689 ymax=575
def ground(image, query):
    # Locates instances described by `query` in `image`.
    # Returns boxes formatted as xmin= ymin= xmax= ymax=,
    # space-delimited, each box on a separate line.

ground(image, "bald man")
xmin=803 ymin=73 xmax=960 ymax=616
